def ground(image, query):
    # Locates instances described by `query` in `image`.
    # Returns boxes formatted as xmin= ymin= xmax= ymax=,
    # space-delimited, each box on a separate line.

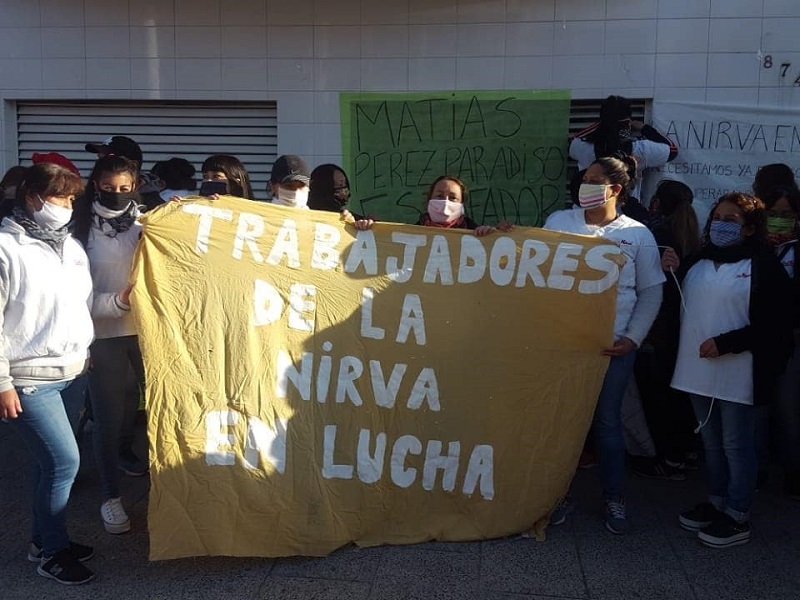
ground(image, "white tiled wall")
xmin=1 ymin=0 xmax=799 ymax=169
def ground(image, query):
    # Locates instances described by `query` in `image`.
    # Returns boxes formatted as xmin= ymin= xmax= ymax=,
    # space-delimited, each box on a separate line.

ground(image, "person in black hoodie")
xmin=632 ymin=180 xmax=701 ymax=480
xmin=308 ymin=164 xmax=351 ymax=212
xmin=761 ymin=185 xmax=800 ymax=499
xmin=672 ymin=192 xmax=793 ymax=549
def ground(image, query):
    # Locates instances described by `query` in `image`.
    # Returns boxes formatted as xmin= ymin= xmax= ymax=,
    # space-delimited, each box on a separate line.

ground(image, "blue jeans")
xmin=8 ymin=375 xmax=88 ymax=556
xmin=593 ymin=351 xmax=637 ymax=501
xmin=691 ymin=394 xmax=757 ymax=522
xmin=89 ymin=336 xmax=145 ymax=500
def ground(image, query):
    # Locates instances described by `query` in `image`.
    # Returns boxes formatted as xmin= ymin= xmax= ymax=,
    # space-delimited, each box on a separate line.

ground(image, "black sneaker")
xmin=756 ymin=469 xmax=769 ymax=492
xmin=632 ymin=458 xmax=686 ymax=481
xmin=785 ymin=472 xmax=800 ymax=501
xmin=679 ymin=502 xmax=722 ymax=531
xmin=27 ymin=540 xmax=94 ymax=563
xmin=37 ymin=549 xmax=96 ymax=585
xmin=665 ymin=454 xmax=700 ymax=471
xmin=697 ymin=513 xmax=751 ymax=548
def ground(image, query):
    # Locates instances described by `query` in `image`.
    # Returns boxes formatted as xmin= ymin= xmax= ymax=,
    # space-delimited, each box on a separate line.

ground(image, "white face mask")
xmin=578 ymin=183 xmax=610 ymax=209
xmin=274 ymin=186 xmax=309 ymax=208
xmin=33 ymin=195 xmax=72 ymax=230
xmin=427 ymin=199 xmax=464 ymax=224
xmin=93 ymin=200 xmax=129 ymax=219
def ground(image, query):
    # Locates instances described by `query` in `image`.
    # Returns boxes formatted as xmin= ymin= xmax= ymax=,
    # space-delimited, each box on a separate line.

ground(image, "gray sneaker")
xmin=549 ymin=495 xmax=575 ymax=526
xmin=604 ymin=499 xmax=629 ymax=534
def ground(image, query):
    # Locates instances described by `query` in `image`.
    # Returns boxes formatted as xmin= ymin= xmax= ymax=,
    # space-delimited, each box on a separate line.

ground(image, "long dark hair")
xmin=201 ymin=154 xmax=254 ymax=200
xmin=581 ymin=95 xmax=634 ymax=160
xmin=762 ymin=185 xmax=800 ymax=212
xmin=73 ymin=155 xmax=140 ymax=247
xmin=752 ymin=163 xmax=798 ymax=200
xmin=653 ymin=180 xmax=700 ymax=258
xmin=1 ymin=165 xmax=31 ymax=218
xmin=308 ymin=164 xmax=349 ymax=212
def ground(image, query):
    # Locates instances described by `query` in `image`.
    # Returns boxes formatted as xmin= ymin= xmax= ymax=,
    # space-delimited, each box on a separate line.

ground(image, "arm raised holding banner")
xmin=346 ymin=176 xmax=500 ymax=237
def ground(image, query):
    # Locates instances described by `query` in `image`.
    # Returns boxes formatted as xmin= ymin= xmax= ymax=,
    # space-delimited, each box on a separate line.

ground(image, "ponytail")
xmin=591 ymin=154 xmax=638 ymax=205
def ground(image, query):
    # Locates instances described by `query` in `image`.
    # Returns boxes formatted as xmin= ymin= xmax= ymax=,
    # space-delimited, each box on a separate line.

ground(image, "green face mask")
xmin=766 ymin=216 xmax=796 ymax=234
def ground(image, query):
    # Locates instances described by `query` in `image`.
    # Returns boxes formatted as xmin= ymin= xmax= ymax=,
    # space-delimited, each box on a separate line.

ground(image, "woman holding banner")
xmin=74 ymin=156 xmax=146 ymax=537
xmin=350 ymin=175 xmax=496 ymax=235
xmin=544 ymin=155 xmax=665 ymax=534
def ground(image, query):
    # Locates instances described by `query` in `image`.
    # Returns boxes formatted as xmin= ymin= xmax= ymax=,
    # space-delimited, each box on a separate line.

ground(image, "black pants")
xmin=633 ymin=343 xmax=697 ymax=462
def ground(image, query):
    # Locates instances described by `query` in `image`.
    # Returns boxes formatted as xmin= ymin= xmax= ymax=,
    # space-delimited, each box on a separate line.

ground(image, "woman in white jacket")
xmin=0 ymin=163 xmax=96 ymax=585
xmin=73 ymin=155 xmax=144 ymax=536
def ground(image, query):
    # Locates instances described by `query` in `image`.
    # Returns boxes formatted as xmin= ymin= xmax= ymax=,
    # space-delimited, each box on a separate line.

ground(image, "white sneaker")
xmin=101 ymin=498 xmax=131 ymax=534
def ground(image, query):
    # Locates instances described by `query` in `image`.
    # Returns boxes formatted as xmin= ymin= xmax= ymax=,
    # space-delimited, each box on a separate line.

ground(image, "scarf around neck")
xmin=10 ymin=205 xmax=70 ymax=249
xmin=94 ymin=202 xmax=138 ymax=235
xmin=698 ymin=239 xmax=760 ymax=264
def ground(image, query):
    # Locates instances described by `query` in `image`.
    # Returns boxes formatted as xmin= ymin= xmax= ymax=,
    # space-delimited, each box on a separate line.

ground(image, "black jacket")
xmin=681 ymin=242 xmax=794 ymax=406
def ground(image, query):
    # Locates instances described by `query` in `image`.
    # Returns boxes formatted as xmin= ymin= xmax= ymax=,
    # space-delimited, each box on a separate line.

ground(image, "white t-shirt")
xmin=671 ymin=259 xmax=754 ymax=405
xmin=543 ymin=209 xmax=665 ymax=340
xmin=569 ymin=138 xmax=671 ymax=201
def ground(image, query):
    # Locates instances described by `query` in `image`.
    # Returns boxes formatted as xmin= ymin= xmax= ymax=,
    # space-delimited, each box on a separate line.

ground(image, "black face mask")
xmin=333 ymin=186 xmax=350 ymax=207
xmin=96 ymin=190 xmax=138 ymax=211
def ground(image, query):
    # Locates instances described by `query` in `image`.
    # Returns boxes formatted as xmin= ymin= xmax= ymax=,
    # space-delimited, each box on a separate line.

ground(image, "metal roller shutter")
xmin=16 ymin=101 xmax=277 ymax=201
xmin=568 ymin=98 xmax=646 ymax=139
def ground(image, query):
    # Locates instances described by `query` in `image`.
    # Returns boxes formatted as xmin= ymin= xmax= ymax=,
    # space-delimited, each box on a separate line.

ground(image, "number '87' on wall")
xmin=762 ymin=55 xmax=800 ymax=86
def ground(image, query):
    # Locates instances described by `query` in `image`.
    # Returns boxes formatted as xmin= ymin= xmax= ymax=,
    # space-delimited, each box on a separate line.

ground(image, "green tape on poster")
xmin=340 ymin=90 xmax=571 ymax=226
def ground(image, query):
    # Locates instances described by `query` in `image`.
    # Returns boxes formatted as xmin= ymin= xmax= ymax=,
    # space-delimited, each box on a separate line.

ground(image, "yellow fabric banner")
xmin=131 ymin=196 xmax=621 ymax=560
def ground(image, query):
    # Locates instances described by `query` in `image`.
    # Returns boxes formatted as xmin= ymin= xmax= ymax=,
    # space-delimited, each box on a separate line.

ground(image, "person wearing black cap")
xmin=152 ymin=157 xmax=197 ymax=203
xmin=85 ymin=136 xmax=143 ymax=167
xmin=269 ymin=155 xmax=311 ymax=208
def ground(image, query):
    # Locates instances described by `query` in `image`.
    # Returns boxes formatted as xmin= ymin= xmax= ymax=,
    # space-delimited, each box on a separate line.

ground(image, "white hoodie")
xmin=85 ymin=215 xmax=142 ymax=339
xmin=0 ymin=218 xmax=94 ymax=392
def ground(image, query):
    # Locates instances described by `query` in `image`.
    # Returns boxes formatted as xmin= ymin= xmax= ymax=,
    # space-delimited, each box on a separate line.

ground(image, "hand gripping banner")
xmin=130 ymin=197 xmax=620 ymax=559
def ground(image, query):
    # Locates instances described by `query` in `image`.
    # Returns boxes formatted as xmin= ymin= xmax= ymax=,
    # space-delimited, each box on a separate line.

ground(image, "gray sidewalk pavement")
xmin=2 ymin=420 xmax=799 ymax=600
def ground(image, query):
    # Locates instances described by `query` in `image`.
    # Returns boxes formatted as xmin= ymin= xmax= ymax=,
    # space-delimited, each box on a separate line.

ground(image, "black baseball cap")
xmin=85 ymin=136 xmax=143 ymax=165
xmin=270 ymin=154 xmax=310 ymax=185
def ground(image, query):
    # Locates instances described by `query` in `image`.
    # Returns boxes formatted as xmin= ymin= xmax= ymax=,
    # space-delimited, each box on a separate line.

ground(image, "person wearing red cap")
xmin=31 ymin=153 xmax=81 ymax=178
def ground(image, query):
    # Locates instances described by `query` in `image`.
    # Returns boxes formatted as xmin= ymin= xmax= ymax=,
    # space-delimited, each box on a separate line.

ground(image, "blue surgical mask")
xmin=709 ymin=220 xmax=743 ymax=247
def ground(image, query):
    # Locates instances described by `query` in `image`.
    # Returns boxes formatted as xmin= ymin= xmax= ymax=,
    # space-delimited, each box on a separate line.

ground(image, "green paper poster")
xmin=340 ymin=90 xmax=571 ymax=227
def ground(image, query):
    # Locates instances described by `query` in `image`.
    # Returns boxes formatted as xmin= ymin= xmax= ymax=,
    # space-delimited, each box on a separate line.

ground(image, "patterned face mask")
xmin=578 ymin=184 xmax=609 ymax=209
xmin=709 ymin=220 xmax=743 ymax=247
